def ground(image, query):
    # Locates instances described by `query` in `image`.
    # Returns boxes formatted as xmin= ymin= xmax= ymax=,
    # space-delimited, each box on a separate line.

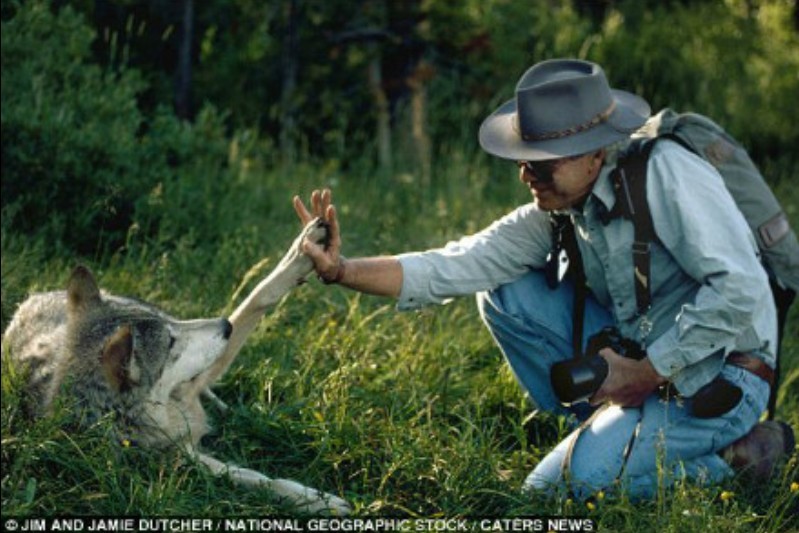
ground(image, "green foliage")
xmin=1 ymin=0 xmax=145 ymax=254
xmin=0 ymin=1 xmax=239 ymax=257
xmin=587 ymin=0 xmax=799 ymax=163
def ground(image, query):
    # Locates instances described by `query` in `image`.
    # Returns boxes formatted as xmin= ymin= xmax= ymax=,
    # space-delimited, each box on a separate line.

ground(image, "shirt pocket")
xmin=603 ymin=223 xmax=639 ymax=322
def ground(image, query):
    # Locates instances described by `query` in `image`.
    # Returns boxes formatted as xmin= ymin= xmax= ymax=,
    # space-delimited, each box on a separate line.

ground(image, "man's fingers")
xmin=294 ymin=189 xmax=335 ymax=224
xmin=293 ymin=195 xmax=313 ymax=225
xmin=326 ymin=204 xmax=341 ymax=252
xmin=311 ymin=189 xmax=327 ymax=218
xmin=296 ymin=189 xmax=339 ymax=259
xmin=321 ymin=189 xmax=332 ymax=216
xmin=311 ymin=188 xmax=332 ymax=218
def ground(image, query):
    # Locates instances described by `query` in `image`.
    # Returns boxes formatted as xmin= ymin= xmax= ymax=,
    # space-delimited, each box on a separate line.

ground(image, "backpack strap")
xmin=608 ymin=139 xmax=659 ymax=316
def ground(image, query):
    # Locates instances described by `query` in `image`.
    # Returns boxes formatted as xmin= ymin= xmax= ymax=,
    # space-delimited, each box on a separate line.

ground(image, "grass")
xmin=1 ymin=153 xmax=797 ymax=530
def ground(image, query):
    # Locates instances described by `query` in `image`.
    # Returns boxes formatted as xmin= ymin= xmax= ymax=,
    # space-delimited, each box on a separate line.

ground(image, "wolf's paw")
xmin=301 ymin=491 xmax=352 ymax=516
xmin=288 ymin=218 xmax=329 ymax=258
xmin=279 ymin=218 xmax=329 ymax=275
xmin=270 ymin=478 xmax=352 ymax=516
xmin=303 ymin=217 xmax=330 ymax=250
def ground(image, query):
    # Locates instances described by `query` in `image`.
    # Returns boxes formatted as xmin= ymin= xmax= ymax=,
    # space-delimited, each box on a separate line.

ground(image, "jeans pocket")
xmin=709 ymin=365 xmax=769 ymax=451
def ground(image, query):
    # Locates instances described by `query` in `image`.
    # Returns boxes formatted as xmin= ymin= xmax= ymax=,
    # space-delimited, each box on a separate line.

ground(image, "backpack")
xmin=552 ymin=108 xmax=797 ymax=417
xmin=628 ymin=108 xmax=799 ymax=294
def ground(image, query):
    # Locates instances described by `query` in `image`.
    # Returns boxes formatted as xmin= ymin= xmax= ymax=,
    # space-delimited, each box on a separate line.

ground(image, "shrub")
xmin=1 ymin=1 xmax=147 ymax=255
xmin=1 ymin=0 xmax=236 ymax=258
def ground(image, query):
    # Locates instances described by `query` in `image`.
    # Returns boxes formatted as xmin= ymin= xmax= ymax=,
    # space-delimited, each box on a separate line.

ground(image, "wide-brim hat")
xmin=479 ymin=59 xmax=651 ymax=161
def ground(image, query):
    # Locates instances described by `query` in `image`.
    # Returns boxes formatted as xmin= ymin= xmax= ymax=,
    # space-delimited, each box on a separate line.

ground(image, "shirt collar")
xmin=589 ymin=140 xmax=630 ymax=216
xmin=591 ymin=164 xmax=617 ymax=213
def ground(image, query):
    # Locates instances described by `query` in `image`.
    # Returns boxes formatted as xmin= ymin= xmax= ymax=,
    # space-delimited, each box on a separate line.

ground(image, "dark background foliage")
xmin=2 ymin=0 xmax=797 ymax=259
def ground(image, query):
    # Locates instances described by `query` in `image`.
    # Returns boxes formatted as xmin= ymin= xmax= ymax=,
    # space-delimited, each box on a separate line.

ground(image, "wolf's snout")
xmin=222 ymin=319 xmax=233 ymax=340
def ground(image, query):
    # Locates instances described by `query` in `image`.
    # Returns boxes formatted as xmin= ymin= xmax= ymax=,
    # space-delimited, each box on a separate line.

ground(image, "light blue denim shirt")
xmin=397 ymin=140 xmax=777 ymax=396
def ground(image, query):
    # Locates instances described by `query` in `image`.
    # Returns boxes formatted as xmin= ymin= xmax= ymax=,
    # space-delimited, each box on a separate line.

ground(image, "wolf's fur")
xmin=2 ymin=219 xmax=350 ymax=515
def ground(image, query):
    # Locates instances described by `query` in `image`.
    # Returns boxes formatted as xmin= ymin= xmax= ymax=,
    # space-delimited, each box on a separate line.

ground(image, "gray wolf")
xmin=1 ymin=219 xmax=350 ymax=515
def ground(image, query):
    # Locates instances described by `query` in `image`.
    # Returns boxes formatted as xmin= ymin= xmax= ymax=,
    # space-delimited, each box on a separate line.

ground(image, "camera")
xmin=550 ymin=326 xmax=743 ymax=418
xmin=550 ymin=327 xmax=645 ymax=405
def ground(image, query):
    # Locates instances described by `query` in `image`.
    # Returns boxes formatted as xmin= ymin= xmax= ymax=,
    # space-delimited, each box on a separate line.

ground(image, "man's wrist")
xmin=641 ymin=357 xmax=668 ymax=387
xmin=321 ymin=258 xmax=347 ymax=285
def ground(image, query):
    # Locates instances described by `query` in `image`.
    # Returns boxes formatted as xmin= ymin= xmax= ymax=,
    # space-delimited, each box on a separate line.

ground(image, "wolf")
xmin=1 ymin=219 xmax=350 ymax=515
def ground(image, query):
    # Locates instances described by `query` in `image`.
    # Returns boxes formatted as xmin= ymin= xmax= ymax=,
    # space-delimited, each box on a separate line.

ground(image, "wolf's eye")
xmin=168 ymin=336 xmax=176 ymax=349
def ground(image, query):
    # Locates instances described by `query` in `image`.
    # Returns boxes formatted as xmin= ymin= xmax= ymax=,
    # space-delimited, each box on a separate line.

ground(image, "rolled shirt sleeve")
xmin=396 ymin=204 xmax=552 ymax=310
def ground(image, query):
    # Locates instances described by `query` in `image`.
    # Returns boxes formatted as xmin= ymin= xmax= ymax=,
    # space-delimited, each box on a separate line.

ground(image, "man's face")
xmin=518 ymin=151 xmax=603 ymax=211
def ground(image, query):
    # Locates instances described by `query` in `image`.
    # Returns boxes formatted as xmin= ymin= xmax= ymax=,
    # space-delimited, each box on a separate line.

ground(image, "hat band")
xmin=518 ymin=101 xmax=617 ymax=141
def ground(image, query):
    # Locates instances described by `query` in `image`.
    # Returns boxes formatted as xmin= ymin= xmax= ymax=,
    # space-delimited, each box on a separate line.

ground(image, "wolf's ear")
xmin=101 ymin=325 xmax=134 ymax=393
xmin=67 ymin=265 xmax=102 ymax=314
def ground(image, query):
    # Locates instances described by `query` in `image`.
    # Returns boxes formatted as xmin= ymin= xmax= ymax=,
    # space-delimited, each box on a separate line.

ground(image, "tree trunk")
xmin=280 ymin=0 xmax=300 ymax=165
xmin=174 ymin=0 xmax=194 ymax=120
xmin=368 ymin=46 xmax=392 ymax=173
xmin=407 ymin=59 xmax=432 ymax=186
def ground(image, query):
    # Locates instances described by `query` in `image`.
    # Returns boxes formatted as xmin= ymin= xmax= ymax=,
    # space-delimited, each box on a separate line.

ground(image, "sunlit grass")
xmin=2 ymin=155 xmax=797 ymax=531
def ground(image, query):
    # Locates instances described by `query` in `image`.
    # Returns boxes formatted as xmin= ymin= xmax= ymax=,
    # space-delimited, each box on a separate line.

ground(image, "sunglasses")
xmin=518 ymin=154 xmax=584 ymax=183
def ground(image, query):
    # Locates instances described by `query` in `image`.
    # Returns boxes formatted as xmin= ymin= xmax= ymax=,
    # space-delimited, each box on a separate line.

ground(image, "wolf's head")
xmin=64 ymin=266 xmax=232 ymax=445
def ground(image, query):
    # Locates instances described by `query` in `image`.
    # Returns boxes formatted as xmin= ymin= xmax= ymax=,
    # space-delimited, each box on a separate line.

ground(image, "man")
xmin=293 ymin=59 xmax=794 ymax=499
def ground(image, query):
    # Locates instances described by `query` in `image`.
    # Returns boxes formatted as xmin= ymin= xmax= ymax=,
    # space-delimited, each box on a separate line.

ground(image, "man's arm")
xmin=321 ymin=256 xmax=403 ymax=298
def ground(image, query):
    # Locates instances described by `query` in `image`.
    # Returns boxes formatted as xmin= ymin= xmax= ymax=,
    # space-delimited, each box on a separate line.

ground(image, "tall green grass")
xmin=2 ymin=154 xmax=797 ymax=530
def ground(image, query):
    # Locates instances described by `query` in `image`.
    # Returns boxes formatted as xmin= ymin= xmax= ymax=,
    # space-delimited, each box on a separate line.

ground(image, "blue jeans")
xmin=475 ymin=269 xmax=769 ymax=500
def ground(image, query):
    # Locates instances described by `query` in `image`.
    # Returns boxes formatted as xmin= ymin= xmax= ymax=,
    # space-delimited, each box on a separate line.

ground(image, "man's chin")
xmin=534 ymin=197 xmax=561 ymax=212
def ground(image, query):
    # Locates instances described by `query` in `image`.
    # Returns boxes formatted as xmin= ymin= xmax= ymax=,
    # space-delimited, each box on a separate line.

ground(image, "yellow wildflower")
xmin=720 ymin=491 xmax=735 ymax=502
xmin=791 ymin=482 xmax=798 ymax=493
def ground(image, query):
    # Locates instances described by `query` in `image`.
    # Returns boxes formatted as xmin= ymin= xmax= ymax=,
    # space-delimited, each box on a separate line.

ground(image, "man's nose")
xmin=521 ymin=164 xmax=554 ymax=184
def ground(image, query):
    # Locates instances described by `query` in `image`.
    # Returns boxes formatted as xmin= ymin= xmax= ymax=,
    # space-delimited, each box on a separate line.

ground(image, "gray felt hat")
xmin=479 ymin=59 xmax=651 ymax=161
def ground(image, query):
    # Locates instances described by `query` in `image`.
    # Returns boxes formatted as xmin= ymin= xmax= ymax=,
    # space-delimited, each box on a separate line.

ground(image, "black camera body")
xmin=550 ymin=327 xmax=645 ymax=405
xmin=549 ymin=327 xmax=743 ymax=419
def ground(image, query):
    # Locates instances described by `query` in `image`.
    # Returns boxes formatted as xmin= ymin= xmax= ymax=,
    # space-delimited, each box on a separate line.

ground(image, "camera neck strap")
xmin=547 ymin=214 xmax=587 ymax=359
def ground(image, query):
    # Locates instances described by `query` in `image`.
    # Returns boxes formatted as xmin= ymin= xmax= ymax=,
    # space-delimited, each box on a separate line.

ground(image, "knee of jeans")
xmin=523 ymin=467 xmax=559 ymax=495
xmin=524 ymin=461 xmax=599 ymax=501
xmin=525 ymin=414 xmax=634 ymax=499
xmin=521 ymin=436 xmax=571 ymax=497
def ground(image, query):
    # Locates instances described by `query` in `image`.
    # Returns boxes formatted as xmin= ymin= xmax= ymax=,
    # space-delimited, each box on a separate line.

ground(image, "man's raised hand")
xmin=293 ymin=189 xmax=345 ymax=284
